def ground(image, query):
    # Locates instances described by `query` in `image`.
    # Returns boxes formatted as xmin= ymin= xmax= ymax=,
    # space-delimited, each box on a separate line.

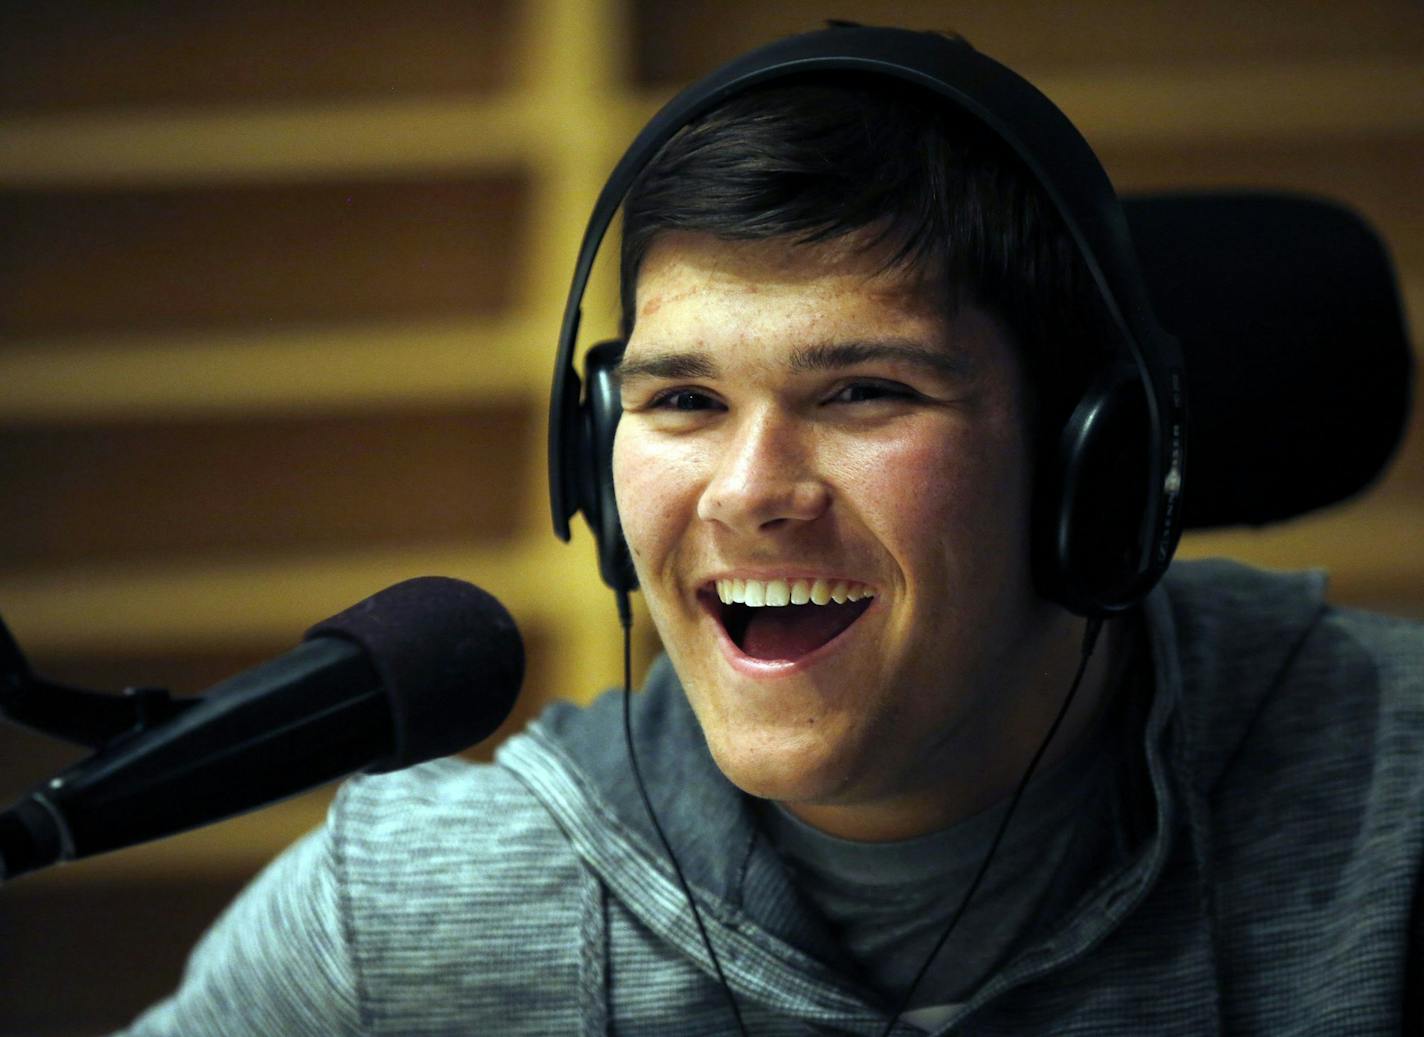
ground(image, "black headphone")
xmin=549 ymin=24 xmax=1186 ymax=618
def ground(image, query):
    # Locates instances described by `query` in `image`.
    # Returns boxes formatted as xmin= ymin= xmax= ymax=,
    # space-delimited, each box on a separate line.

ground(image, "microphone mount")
xmin=1 ymin=610 xmax=195 ymax=751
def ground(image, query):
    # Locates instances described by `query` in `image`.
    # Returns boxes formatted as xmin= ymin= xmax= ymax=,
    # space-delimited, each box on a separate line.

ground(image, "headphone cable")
xmin=619 ymin=589 xmax=750 ymax=1036
xmin=878 ymin=616 xmax=1105 ymax=1035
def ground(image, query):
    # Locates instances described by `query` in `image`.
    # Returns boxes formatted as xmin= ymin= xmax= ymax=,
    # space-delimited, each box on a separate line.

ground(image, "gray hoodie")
xmin=118 ymin=560 xmax=1424 ymax=1034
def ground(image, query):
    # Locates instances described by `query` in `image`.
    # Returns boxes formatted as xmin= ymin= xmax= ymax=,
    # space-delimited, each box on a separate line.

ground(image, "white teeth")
xmin=714 ymin=577 xmax=875 ymax=607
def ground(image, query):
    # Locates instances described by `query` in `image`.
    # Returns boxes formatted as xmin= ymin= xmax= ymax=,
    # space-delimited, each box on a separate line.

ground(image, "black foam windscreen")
xmin=1125 ymin=192 xmax=1412 ymax=529
xmin=306 ymin=576 xmax=524 ymax=771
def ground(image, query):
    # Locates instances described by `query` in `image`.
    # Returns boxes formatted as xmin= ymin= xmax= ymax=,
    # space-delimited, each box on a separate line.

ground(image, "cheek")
xmin=611 ymin=430 xmax=652 ymax=561
xmin=835 ymin=422 xmax=1032 ymax=575
xmin=612 ymin=428 xmax=696 ymax=571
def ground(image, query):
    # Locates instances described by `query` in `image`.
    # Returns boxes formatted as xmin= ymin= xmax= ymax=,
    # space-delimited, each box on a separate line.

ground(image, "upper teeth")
xmin=714 ymin=578 xmax=875 ymax=607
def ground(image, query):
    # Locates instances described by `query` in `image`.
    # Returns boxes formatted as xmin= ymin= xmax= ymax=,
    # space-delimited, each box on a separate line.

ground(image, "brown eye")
xmin=654 ymin=389 xmax=718 ymax=411
xmin=832 ymin=381 xmax=913 ymax=404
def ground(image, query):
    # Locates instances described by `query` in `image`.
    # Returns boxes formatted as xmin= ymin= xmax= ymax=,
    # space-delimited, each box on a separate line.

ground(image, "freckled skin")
xmin=613 ymin=232 xmax=1108 ymax=842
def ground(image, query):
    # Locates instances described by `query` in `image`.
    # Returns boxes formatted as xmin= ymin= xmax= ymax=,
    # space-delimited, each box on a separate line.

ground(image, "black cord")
xmin=619 ymin=589 xmax=749 ymax=1036
xmin=877 ymin=617 xmax=1105 ymax=1036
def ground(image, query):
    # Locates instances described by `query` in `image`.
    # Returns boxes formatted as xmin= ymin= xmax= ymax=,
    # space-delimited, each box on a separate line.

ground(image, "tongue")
xmin=740 ymin=601 xmax=869 ymax=661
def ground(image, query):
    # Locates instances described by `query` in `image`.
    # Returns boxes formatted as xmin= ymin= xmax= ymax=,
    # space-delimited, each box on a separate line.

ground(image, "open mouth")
xmin=705 ymin=577 xmax=875 ymax=663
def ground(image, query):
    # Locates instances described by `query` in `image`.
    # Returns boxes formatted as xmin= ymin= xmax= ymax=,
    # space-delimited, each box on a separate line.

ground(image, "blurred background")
xmin=0 ymin=2 xmax=1419 ymax=1033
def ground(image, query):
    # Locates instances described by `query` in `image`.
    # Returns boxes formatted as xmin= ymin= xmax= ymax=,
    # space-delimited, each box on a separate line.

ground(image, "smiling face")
xmin=613 ymin=231 xmax=1084 ymax=839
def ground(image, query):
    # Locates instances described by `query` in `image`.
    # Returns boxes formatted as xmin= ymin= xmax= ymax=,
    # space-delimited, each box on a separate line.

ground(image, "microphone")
xmin=0 ymin=576 xmax=523 ymax=883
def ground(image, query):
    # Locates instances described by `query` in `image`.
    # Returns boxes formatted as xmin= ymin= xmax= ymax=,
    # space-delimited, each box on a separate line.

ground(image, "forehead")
xmin=621 ymin=232 xmax=1031 ymax=393
xmin=630 ymin=231 xmax=948 ymax=341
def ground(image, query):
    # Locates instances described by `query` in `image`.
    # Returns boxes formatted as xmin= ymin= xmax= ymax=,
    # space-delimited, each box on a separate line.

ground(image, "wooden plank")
xmin=0 ymin=174 xmax=530 ymax=337
xmin=1178 ymin=502 xmax=1424 ymax=615
xmin=0 ymin=403 xmax=537 ymax=571
xmin=0 ymin=96 xmax=543 ymax=187
xmin=628 ymin=0 xmax=1424 ymax=85
xmin=0 ymin=540 xmax=608 ymax=654
xmin=1100 ymin=136 xmax=1424 ymax=269
xmin=0 ymin=0 xmax=518 ymax=114
xmin=0 ymin=316 xmax=543 ymax=423
xmin=624 ymin=60 xmax=1423 ymax=154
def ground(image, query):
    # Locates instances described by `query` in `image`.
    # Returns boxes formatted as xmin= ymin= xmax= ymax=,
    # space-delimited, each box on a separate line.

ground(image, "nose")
xmin=697 ymin=409 xmax=831 ymax=534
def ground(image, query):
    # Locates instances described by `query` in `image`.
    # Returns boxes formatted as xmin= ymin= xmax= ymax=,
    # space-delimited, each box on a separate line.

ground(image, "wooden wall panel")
xmin=0 ymin=403 xmax=536 ymax=572
xmin=628 ymin=0 xmax=1424 ymax=84
xmin=0 ymin=175 xmax=529 ymax=336
xmin=0 ymin=0 xmax=518 ymax=113
xmin=1102 ymin=137 xmax=1424 ymax=269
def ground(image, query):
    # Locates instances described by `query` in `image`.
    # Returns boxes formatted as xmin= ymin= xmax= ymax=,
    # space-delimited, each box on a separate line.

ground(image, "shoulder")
xmin=1157 ymin=566 xmax=1424 ymax=1025
xmin=1154 ymin=559 xmax=1424 ymax=845
xmin=330 ymin=754 xmax=585 ymax=910
xmin=120 ymin=753 xmax=593 ymax=1035
xmin=1159 ymin=558 xmax=1423 ymax=730
xmin=335 ymin=754 xmax=559 ymax=848
xmin=327 ymin=752 xmax=596 ymax=1028
xmin=1158 ymin=558 xmax=1424 ymax=867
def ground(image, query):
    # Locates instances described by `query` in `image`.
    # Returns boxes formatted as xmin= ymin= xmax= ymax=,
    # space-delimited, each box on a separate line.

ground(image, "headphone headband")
xmin=550 ymin=24 xmax=1187 ymax=610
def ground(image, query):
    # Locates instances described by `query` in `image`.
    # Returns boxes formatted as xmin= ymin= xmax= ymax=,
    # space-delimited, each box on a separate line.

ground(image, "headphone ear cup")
xmin=1036 ymin=368 xmax=1154 ymax=616
xmin=578 ymin=340 xmax=638 ymax=593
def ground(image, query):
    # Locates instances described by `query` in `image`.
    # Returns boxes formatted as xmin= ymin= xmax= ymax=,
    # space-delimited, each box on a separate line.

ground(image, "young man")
xmin=120 ymin=30 xmax=1422 ymax=1036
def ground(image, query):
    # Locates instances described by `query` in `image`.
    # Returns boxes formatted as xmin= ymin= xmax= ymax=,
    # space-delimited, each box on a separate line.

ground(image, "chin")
xmin=699 ymin=713 xmax=869 ymax=805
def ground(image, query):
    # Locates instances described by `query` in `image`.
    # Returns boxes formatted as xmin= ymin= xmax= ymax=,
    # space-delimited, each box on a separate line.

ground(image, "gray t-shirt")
xmin=757 ymin=660 xmax=1142 ymax=1029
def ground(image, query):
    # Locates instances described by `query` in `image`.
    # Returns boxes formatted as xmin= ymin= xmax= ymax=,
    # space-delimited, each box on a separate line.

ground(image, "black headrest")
xmin=1124 ymin=192 xmax=1413 ymax=529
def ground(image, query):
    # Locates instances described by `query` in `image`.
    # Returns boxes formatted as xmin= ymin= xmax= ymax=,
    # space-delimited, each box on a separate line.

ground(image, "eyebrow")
xmin=616 ymin=339 xmax=972 ymax=383
xmin=615 ymin=351 xmax=719 ymax=383
xmin=788 ymin=340 xmax=973 ymax=378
